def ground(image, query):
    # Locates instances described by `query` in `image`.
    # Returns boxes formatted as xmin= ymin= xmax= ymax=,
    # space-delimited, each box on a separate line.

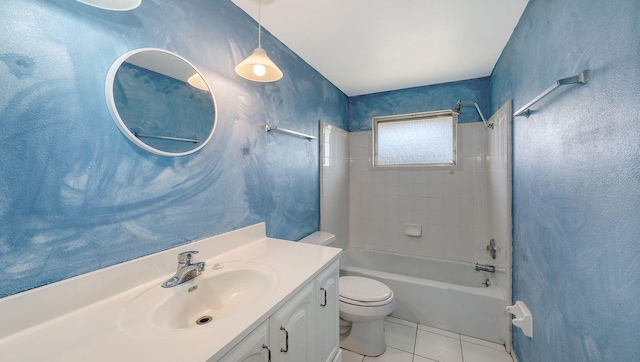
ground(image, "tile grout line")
xmin=460 ymin=335 xmax=509 ymax=353
xmin=385 ymin=317 xmax=417 ymax=329
xmin=412 ymin=323 xmax=418 ymax=361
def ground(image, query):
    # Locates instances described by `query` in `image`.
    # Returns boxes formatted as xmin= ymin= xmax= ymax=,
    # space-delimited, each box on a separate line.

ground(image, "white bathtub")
xmin=340 ymin=248 xmax=507 ymax=344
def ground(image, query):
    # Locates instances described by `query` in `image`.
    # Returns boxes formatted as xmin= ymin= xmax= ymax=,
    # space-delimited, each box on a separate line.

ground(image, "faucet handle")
xmin=178 ymin=251 xmax=199 ymax=265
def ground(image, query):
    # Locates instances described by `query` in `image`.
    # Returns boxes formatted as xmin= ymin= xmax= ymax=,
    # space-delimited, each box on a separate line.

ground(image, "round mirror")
xmin=106 ymin=48 xmax=216 ymax=156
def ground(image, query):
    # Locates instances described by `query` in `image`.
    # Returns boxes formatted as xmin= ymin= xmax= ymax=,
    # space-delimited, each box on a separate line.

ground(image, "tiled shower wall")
xmin=349 ymin=123 xmax=494 ymax=264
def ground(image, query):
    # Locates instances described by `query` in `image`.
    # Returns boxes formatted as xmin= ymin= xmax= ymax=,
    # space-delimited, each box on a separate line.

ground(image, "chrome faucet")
xmin=475 ymin=263 xmax=495 ymax=273
xmin=161 ymin=251 xmax=206 ymax=288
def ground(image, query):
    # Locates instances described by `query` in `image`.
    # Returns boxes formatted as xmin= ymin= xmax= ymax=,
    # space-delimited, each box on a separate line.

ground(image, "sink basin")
xmin=118 ymin=261 xmax=278 ymax=335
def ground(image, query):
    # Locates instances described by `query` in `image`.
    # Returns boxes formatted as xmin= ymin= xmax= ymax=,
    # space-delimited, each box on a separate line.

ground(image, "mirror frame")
xmin=77 ymin=0 xmax=142 ymax=11
xmin=105 ymin=48 xmax=217 ymax=157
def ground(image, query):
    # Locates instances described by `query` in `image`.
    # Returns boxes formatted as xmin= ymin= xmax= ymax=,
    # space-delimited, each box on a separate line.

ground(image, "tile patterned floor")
xmin=341 ymin=317 xmax=514 ymax=362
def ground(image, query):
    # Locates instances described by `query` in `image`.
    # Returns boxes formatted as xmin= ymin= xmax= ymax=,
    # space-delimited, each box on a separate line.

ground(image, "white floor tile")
xmin=417 ymin=324 xmax=460 ymax=340
xmin=460 ymin=335 xmax=506 ymax=351
xmin=363 ymin=346 xmax=413 ymax=362
xmin=414 ymin=330 xmax=463 ymax=362
xmin=412 ymin=355 xmax=439 ymax=362
xmin=384 ymin=320 xmax=417 ymax=353
xmin=385 ymin=316 xmax=418 ymax=329
xmin=461 ymin=341 xmax=513 ymax=362
xmin=341 ymin=348 xmax=365 ymax=362
xmin=343 ymin=318 xmax=510 ymax=362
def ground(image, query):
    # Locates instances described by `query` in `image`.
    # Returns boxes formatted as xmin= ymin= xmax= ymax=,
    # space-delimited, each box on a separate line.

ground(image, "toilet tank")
xmin=298 ymin=231 xmax=336 ymax=246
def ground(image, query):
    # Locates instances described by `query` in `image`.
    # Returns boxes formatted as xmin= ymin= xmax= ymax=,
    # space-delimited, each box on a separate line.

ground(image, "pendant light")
xmin=235 ymin=0 xmax=283 ymax=82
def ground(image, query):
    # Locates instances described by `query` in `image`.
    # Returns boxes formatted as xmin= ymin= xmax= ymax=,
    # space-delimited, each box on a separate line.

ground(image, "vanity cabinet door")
xmin=270 ymin=283 xmax=315 ymax=362
xmin=217 ymin=321 xmax=270 ymax=362
xmin=315 ymin=261 xmax=340 ymax=362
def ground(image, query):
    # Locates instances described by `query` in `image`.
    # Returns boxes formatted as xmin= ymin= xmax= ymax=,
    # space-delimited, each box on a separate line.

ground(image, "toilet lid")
xmin=339 ymin=276 xmax=392 ymax=302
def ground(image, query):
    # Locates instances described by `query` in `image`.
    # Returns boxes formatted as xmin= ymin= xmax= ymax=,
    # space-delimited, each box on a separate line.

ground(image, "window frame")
xmin=372 ymin=110 xmax=458 ymax=168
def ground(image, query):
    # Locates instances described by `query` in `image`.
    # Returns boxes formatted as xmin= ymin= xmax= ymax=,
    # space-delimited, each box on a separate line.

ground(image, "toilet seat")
xmin=339 ymin=276 xmax=394 ymax=306
xmin=339 ymin=292 xmax=394 ymax=307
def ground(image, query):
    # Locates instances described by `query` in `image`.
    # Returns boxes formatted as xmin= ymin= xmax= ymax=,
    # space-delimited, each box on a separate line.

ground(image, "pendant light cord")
xmin=257 ymin=0 xmax=262 ymax=48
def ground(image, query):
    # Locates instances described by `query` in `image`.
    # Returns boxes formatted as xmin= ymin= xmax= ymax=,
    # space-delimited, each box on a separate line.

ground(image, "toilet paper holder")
xmin=506 ymin=301 xmax=533 ymax=338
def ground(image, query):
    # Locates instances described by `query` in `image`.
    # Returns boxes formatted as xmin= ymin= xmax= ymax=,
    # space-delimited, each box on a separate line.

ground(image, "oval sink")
xmin=118 ymin=261 xmax=278 ymax=336
xmin=153 ymin=269 xmax=270 ymax=329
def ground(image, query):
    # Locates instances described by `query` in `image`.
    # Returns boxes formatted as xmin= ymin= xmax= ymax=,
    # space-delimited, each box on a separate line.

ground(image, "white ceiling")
xmin=230 ymin=0 xmax=529 ymax=96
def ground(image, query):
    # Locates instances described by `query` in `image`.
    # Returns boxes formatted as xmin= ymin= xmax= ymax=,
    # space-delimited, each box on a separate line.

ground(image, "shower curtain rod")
xmin=513 ymin=70 xmax=588 ymax=118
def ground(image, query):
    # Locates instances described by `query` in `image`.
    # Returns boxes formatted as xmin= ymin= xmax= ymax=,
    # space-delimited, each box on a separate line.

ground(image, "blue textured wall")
xmin=0 ymin=0 xmax=348 ymax=298
xmin=491 ymin=0 xmax=640 ymax=361
xmin=349 ymin=77 xmax=490 ymax=131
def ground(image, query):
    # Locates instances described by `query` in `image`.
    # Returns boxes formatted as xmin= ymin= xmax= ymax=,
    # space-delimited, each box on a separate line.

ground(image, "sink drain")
xmin=196 ymin=316 xmax=213 ymax=325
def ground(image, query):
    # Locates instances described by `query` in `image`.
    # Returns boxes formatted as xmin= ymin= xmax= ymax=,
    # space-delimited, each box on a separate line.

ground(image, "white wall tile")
xmin=386 ymin=183 xmax=400 ymax=198
xmin=348 ymin=124 xmax=507 ymax=265
xmin=425 ymin=197 xmax=444 ymax=213
xmin=442 ymin=198 xmax=459 ymax=213
xmin=425 ymin=171 xmax=445 ymax=184
xmin=425 ymin=183 xmax=445 ymax=198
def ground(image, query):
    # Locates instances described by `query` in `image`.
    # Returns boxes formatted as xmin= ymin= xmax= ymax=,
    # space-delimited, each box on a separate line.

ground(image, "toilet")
xmin=299 ymin=232 xmax=396 ymax=357
xmin=338 ymin=276 xmax=395 ymax=356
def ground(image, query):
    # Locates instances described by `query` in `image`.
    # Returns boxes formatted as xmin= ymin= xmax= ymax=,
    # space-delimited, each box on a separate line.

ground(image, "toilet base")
xmin=339 ymin=318 xmax=386 ymax=357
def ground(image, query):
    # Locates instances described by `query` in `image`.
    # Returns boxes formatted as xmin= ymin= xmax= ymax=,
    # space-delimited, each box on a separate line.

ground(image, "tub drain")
xmin=196 ymin=316 xmax=213 ymax=325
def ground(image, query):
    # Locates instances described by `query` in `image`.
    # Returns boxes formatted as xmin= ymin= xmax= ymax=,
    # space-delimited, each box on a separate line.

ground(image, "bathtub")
xmin=340 ymin=248 xmax=507 ymax=344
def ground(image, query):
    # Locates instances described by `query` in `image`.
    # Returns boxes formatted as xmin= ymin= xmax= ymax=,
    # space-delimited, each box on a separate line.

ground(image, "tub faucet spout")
xmin=475 ymin=263 xmax=495 ymax=273
xmin=162 ymin=251 xmax=206 ymax=288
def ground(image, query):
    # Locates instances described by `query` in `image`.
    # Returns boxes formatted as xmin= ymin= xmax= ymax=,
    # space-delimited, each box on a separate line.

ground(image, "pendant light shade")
xmin=235 ymin=47 xmax=283 ymax=82
xmin=235 ymin=0 xmax=283 ymax=82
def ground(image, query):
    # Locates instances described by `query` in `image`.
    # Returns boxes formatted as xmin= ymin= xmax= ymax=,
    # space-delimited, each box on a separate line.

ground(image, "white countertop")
xmin=0 ymin=224 xmax=341 ymax=361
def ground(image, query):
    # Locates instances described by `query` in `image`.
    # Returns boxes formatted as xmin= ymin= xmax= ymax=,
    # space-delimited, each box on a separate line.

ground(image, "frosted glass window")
xmin=373 ymin=112 xmax=457 ymax=167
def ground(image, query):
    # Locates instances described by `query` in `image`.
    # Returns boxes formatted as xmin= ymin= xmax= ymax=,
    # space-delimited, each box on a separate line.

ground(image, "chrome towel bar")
xmin=513 ymin=70 xmax=588 ymax=118
xmin=134 ymin=132 xmax=199 ymax=143
xmin=265 ymin=124 xmax=316 ymax=140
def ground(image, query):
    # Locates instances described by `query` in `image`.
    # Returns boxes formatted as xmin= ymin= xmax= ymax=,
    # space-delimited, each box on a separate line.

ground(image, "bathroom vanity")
xmin=0 ymin=223 xmax=341 ymax=362
xmin=219 ymin=262 xmax=339 ymax=362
